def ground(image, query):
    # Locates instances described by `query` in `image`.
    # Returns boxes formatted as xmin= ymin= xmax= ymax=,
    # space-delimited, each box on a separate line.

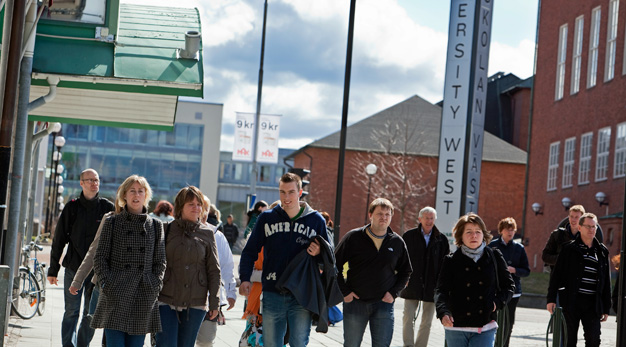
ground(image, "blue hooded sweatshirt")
xmin=239 ymin=202 xmax=329 ymax=293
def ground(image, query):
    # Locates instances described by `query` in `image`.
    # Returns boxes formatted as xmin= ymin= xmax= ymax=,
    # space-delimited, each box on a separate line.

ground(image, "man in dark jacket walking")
xmin=47 ymin=169 xmax=114 ymax=347
xmin=400 ymin=207 xmax=449 ymax=347
xmin=542 ymin=204 xmax=585 ymax=271
xmin=222 ymin=214 xmax=239 ymax=249
xmin=547 ymin=213 xmax=611 ymax=347
xmin=335 ymin=198 xmax=412 ymax=347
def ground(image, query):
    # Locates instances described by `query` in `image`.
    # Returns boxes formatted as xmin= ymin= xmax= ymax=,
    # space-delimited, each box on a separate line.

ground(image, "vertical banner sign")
xmin=232 ymin=112 xmax=281 ymax=164
xmin=233 ymin=112 xmax=255 ymax=162
xmin=435 ymin=0 xmax=493 ymax=240
xmin=256 ymin=114 xmax=281 ymax=164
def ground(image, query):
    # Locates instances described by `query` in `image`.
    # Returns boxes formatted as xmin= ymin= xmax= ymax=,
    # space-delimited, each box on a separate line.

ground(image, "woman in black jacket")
xmin=435 ymin=213 xmax=514 ymax=347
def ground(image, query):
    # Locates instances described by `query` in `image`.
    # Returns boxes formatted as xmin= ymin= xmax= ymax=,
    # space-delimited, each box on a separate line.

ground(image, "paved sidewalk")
xmin=4 ymin=248 xmax=618 ymax=346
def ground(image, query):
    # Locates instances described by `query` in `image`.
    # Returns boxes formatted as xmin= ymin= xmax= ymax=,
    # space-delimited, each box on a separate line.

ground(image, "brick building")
xmin=524 ymin=0 xmax=625 ymax=272
xmin=288 ymin=95 xmax=527 ymax=239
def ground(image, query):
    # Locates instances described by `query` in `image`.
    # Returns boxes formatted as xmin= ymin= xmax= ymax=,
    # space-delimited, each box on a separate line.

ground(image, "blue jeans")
xmin=155 ymin=305 xmax=206 ymax=347
xmin=62 ymin=268 xmax=95 ymax=347
xmin=262 ymin=291 xmax=312 ymax=347
xmin=343 ymin=300 xmax=394 ymax=347
xmin=104 ymin=329 xmax=145 ymax=347
xmin=444 ymin=328 xmax=496 ymax=347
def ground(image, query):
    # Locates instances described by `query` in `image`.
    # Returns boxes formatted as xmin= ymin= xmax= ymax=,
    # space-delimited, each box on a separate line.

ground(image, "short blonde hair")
xmin=116 ymin=175 xmax=152 ymax=213
xmin=173 ymin=186 xmax=205 ymax=220
xmin=452 ymin=213 xmax=492 ymax=247
xmin=569 ymin=205 xmax=585 ymax=214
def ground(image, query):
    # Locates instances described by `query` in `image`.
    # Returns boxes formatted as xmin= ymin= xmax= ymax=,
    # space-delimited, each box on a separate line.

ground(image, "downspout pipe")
xmin=25 ymin=123 xmax=60 ymax=243
xmin=4 ymin=1 xmax=36 ymax=330
xmin=29 ymin=76 xmax=59 ymax=112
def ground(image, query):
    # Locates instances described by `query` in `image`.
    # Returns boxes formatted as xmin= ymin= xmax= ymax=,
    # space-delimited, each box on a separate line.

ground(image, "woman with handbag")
xmin=155 ymin=186 xmax=221 ymax=347
xmin=91 ymin=175 xmax=166 ymax=346
xmin=435 ymin=213 xmax=515 ymax=347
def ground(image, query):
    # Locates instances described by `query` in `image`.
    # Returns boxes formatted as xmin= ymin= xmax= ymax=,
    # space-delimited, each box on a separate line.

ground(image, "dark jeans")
xmin=503 ymin=296 xmax=520 ymax=347
xmin=343 ymin=299 xmax=394 ymax=347
xmin=104 ymin=329 xmax=144 ymax=347
xmin=563 ymin=294 xmax=601 ymax=347
xmin=155 ymin=305 xmax=206 ymax=347
xmin=63 ymin=268 xmax=95 ymax=347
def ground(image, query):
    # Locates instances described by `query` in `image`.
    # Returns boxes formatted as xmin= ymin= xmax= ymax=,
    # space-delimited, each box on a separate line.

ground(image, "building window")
xmin=555 ymin=24 xmax=568 ymax=100
xmin=578 ymin=132 xmax=593 ymax=185
xmin=614 ymin=123 xmax=626 ymax=177
xmin=588 ymin=7 xmax=601 ymax=88
xmin=571 ymin=16 xmax=584 ymax=94
xmin=596 ymin=127 xmax=611 ymax=181
xmin=562 ymin=137 xmax=576 ymax=188
xmin=605 ymin=0 xmax=619 ymax=81
xmin=259 ymin=166 xmax=271 ymax=182
xmin=548 ymin=142 xmax=560 ymax=191
xmin=275 ymin=167 xmax=285 ymax=183
xmin=195 ymin=112 xmax=202 ymax=120
xmin=45 ymin=0 xmax=106 ymax=25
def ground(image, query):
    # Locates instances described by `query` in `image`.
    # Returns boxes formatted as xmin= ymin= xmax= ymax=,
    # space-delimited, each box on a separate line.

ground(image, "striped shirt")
xmin=578 ymin=243 xmax=599 ymax=295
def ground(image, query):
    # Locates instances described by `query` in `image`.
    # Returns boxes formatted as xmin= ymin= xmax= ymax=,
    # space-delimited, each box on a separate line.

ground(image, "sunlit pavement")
xmin=4 ymin=246 xmax=617 ymax=346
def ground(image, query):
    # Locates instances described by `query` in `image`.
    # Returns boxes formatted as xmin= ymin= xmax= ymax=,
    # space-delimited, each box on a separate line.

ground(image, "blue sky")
xmin=125 ymin=0 xmax=539 ymax=150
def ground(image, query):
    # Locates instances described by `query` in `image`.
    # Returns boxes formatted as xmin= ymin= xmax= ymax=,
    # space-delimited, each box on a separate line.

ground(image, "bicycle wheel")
xmin=11 ymin=268 xmax=40 ymax=319
xmin=35 ymin=266 xmax=46 ymax=315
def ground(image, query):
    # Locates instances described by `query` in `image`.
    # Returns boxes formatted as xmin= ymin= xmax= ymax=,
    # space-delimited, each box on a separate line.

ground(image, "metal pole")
xmin=333 ymin=0 xmax=357 ymax=247
xmin=250 ymin=0 xmax=268 ymax=208
xmin=18 ymin=121 xmax=35 ymax=244
xmin=44 ymin=132 xmax=56 ymax=237
xmin=5 ymin=51 xmax=33 ymax=313
xmin=617 ymin=178 xmax=626 ymax=347
xmin=51 ymin=152 xmax=60 ymax=219
xmin=364 ymin=176 xmax=371 ymax=224
xmin=26 ymin=140 xmax=42 ymax=243
xmin=0 ymin=0 xmax=24 ymax=244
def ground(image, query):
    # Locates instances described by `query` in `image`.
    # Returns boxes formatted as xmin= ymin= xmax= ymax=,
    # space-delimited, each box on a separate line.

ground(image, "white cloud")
xmin=488 ymin=39 xmax=536 ymax=79
xmin=171 ymin=0 xmax=537 ymax=150
xmin=201 ymin=1 xmax=256 ymax=47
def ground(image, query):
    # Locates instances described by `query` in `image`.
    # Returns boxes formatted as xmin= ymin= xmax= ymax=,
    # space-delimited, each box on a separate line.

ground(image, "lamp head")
xmin=365 ymin=163 xmax=377 ymax=176
xmin=561 ymin=197 xmax=572 ymax=210
xmin=595 ymin=192 xmax=608 ymax=206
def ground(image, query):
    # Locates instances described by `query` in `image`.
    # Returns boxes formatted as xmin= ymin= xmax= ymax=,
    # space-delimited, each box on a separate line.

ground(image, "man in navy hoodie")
xmin=239 ymin=173 xmax=329 ymax=347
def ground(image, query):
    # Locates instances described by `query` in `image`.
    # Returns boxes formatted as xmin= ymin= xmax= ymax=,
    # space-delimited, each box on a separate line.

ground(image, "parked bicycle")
xmin=11 ymin=240 xmax=47 ymax=319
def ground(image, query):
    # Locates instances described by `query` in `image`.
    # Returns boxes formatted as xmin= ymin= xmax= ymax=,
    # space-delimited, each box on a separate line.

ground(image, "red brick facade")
xmin=524 ymin=0 xmax=625 ymax=272
xmin=294 ymin=147 xmax=525 ymax=239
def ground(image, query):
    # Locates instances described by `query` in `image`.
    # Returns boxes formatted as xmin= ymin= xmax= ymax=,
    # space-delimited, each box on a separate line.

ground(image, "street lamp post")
xmin=43 ymin=124 xmax=61 ymax=237
xmin=45 ymin=135 xmax=64 ymax=236
xmin=364 ymin=163 xmax=377 ymax=224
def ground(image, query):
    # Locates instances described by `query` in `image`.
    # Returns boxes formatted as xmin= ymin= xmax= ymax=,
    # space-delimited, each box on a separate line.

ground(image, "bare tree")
xmin=351 ymin=119 xmax=436 ymax=233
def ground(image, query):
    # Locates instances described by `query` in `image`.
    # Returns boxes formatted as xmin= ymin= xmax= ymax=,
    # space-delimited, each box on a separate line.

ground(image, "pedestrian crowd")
xmin=47 ymin=168 xmax=620 ymax=347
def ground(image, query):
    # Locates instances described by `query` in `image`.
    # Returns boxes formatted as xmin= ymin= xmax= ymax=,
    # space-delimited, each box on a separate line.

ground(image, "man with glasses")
xmin=48 ymin=169 xmax=114 ymax=347
xmin=547 ymin=213 xmax=610 ymax=347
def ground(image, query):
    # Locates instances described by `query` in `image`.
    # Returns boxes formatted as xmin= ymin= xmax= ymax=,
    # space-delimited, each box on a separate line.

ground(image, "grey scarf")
xmin=461 ymin=241 xmax=486 ymax=262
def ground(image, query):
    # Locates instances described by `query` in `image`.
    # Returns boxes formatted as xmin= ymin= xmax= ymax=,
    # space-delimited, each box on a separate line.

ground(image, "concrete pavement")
xmin=4 ymin=246 xmax=618 ymax=346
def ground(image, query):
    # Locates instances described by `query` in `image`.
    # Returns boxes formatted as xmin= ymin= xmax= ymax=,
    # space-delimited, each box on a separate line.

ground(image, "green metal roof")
xmin=114 ymin=4 xmax=203 ymax=88
xmin=26 ymin=3 xmax=203 ymax=96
